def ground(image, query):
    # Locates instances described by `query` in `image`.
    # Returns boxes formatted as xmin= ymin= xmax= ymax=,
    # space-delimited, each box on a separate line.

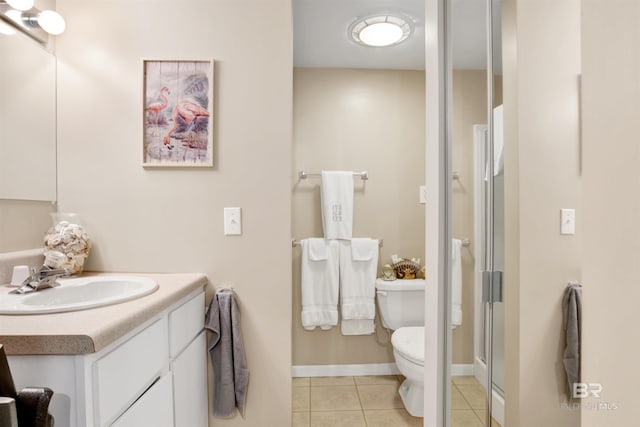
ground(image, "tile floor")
xmin=292 ymin=375 xmax=501 ymax=427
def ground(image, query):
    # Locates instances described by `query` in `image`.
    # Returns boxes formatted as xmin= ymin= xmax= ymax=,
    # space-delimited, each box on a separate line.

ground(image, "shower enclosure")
xmin=425 ymin=0 xmax=505 ymax=425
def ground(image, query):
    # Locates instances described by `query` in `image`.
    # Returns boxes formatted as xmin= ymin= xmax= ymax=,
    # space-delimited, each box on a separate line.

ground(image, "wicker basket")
xmin=392 ymin=260 xmax=421 ymax=279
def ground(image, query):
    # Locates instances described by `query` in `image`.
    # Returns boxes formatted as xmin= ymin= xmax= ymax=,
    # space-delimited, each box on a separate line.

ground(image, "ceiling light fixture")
xmin=350 ymin=14 xmax=412 ymax=48
xmin=0 ymin=0 xmax=65 ymax=43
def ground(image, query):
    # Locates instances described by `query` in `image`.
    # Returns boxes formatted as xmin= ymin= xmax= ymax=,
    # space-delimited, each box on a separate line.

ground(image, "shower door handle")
xmin=482 ymin=270 xmax=503 ymax=303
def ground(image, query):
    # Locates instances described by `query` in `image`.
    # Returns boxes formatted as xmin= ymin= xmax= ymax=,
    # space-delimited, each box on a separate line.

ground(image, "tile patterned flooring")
xmin=292 ymin=375 xmax=501 ymax=427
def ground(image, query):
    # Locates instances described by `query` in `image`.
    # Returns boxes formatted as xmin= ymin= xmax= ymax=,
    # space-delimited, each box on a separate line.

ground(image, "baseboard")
xmin=291 ymin=363 xmax=475 ymax=378
xmin=292 ymin=363 xmax=399 ymax=377
xmin=451 ymin=364 xmax=474 ymax=376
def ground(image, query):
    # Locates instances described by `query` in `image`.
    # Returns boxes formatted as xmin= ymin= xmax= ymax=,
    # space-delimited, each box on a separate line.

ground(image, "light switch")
xmin=560 ymin=208 xmax=576 ymax=235
xmin=419 ymin=186 xmax=427 ymax=204
xmin=224 ymin=207 xmax=242 ymax=235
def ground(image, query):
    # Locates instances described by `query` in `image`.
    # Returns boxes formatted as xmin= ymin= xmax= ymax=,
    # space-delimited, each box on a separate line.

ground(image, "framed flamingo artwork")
xmin=142 ymin=59 xmax=214 ymax=167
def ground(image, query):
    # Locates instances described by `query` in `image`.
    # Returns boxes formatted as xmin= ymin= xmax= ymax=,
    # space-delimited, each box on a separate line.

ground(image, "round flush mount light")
xmin=350 ymin=14 xmax=412 ymax=47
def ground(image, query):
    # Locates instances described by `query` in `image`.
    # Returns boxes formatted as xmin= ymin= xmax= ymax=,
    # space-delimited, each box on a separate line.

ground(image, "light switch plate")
xmin=419 ymin=186 xmax=427 ymax=204
xmin=224 ymin=207 xmax=242 ymax=235
xmin=560 ymin=208 xmax=575 ymax=235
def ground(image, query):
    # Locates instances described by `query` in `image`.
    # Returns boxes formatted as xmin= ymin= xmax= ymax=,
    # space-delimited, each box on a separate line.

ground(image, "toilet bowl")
xmin=391 ymin=326 xmax=424 ymax=417
xmin=375 ymin=279 xmax=425 ymax=417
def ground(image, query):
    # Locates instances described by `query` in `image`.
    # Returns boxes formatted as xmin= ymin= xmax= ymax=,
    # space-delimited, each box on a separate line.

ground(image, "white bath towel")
xmin=321 ymin=171 xmax=354 ymax=239
xmin=484 ymin=105 xmax=504 ymax=181
xmin=300 ymin=238 xmax=340 ymax=331
xmin=451 ymin=238 xmax=463 ymax=328
xmin=339 ymin=239 xmax=379 ymax=335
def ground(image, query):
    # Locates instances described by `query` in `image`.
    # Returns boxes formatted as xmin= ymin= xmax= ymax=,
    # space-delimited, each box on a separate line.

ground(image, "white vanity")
xmin=0 ymin=273 xmax=209 ymax=427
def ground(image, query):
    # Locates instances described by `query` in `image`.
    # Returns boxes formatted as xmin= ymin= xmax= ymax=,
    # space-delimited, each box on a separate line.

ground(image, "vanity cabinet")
xmin=7 ymin=289 xmax=208 ymax=427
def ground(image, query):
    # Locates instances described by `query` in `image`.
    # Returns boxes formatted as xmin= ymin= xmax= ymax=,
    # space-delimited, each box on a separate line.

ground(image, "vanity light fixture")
xmin=350 ymin=14 xmax=412 ymax=47
xmin=0 ymin=0 xmax=65 ymax=43
xmin=0 ymin=18 xmax=15 ymax=35
xmin=5 ymin=0 xmax=33 ymax=11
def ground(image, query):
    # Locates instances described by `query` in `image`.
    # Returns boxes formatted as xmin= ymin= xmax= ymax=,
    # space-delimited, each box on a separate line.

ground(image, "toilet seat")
xmin=391 ymin=326 xmax=424 ymax=366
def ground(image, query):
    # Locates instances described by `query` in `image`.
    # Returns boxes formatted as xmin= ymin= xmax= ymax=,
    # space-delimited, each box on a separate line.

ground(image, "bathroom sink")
xmin=0 ymin=276 xmax=158 ymax=315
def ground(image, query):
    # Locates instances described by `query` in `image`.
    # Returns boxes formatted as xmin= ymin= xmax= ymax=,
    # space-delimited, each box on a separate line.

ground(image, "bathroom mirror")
xmin=0 ymin=28 xmax=57 ymax=201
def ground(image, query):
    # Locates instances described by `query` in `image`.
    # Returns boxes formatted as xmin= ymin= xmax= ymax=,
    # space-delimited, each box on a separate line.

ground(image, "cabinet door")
xmin=111 ymin=373 xmax=174 ymax=427
xmin=95 ymin=319 xmax=168 ymax=426
xmin=172 ymin=331 xmax=208 ymax=427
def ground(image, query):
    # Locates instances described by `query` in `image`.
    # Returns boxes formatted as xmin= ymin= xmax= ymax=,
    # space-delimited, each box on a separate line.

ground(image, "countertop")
xmin=0 ymin=272 xmax=208 ymax=355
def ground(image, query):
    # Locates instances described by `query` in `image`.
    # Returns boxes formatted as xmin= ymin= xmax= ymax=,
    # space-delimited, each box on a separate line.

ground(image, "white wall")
xmin=55 ymin=1 xmax=292 ymax=425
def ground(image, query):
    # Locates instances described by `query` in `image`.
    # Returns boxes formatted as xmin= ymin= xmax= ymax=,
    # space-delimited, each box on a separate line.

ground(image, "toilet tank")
xmin=375 ymin=278 xmax=425 ymax=330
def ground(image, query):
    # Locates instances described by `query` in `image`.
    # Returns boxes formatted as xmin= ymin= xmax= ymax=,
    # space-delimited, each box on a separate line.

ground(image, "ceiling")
xmin=293 ymin=0 xmax=490 ymax=71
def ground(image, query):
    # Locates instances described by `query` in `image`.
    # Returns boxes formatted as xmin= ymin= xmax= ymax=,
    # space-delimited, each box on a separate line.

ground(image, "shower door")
xmin=447 ymin=0 xmax=504 ymax=426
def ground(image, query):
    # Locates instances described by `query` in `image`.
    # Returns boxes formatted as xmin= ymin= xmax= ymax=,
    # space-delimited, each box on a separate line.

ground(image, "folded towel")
xmin=339 ymin=239 xmax=379 ymax=335
xmin=205 ymin=288 xmax=249 ymax=418
xmin=321 ymin=171 xmax=354 ymax=239
xmin=300 ymin=238 xmax=340 ymax=330
xmin=307 ymin=238 xmax=328 ymax=261
xmin=451 ymin=239 xmax=462 ymax=329
xmin=351 ymin=238 xmax=377 ymax=261
xmin=563 ymin=283 xmax=582 ymax=399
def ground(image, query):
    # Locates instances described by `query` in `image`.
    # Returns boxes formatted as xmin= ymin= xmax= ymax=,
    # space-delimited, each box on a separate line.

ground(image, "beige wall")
xmin=292 ymin=68 xmax=425 ymax=365
xmin=56 ymin=1 xmax=292 ymax=426
xmin=581 ymin=1 xmax=640 ymax=424
xmin=291 ymin=68 xmax=484 ymax=366
xmin=504 ymin=0 xmax=581 ymax=426
xmin=451 ymin=69 xmax=487 ymax=364
xmin=0 ymin=201 xmax=54 ymax=253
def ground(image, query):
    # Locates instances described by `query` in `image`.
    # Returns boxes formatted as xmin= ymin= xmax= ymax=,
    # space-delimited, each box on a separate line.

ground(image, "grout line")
xmin=354 ymin=382 xmax=368 ymax=427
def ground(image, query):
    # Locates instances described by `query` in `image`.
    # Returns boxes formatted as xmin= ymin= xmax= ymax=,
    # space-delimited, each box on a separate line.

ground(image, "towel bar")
xmin=298 ymin=171 xmax=368 ymax=180
xmin=292 ymin=239 xmax=383 ymax=247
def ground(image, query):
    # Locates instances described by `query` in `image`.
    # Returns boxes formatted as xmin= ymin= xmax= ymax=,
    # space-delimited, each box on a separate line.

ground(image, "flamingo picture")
xmin=163 ymin=99 xmax=210 ymax=148
xmin=145 ymin=86 xmax=170 ymax=129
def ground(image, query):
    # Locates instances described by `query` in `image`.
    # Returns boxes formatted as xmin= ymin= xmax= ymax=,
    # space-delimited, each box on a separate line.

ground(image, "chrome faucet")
xmin=10 ymin=266 xmax=72 ymax=294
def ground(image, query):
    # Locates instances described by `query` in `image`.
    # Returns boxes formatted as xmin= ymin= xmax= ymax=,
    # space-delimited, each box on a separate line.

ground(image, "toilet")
xmin=375 ymin=278 xmax=425 ymax=417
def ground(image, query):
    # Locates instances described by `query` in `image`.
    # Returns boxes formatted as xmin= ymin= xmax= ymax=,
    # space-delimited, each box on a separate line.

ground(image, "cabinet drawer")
xmin=95 ymin=318 xmax=168 ymax=426
xmin=169 ymin=292 xmax=205 ymax=357
xmin=111 ymin=373 xmax=174 ymax=427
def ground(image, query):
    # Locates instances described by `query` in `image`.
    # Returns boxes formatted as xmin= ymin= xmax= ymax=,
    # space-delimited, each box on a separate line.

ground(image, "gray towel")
xmin=562 ymin=283 xmax=582 ymax=399
xmin=205 ymin=288 xmax=249 ymax=417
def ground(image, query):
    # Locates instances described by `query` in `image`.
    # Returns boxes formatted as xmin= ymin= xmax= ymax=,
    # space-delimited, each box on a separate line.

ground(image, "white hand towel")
xmin=493 ymin=105 xmax=504 ymax=177
xmin=301 ymin=238 xmax=339 ymax=331
xmin=451 ymin=238 xmax=463 ymax=329
xmin=339 ymin=239 xmax=379 ymax=335
xmin=351 ymin=238 xmax=377 ymax=261
xmin=321 ymin=171 xmax=354 ymax=239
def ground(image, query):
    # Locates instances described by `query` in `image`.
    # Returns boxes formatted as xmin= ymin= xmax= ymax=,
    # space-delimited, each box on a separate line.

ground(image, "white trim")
xmin=425 ymin=0 xmax=449 ymax=425
xmin=292 ymin=363 xmax=399 ymax=378
xmin=292 ymin=363 xmax=474 ymax=379
xmin=451 ymin=364 xmax=475 ymax=377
